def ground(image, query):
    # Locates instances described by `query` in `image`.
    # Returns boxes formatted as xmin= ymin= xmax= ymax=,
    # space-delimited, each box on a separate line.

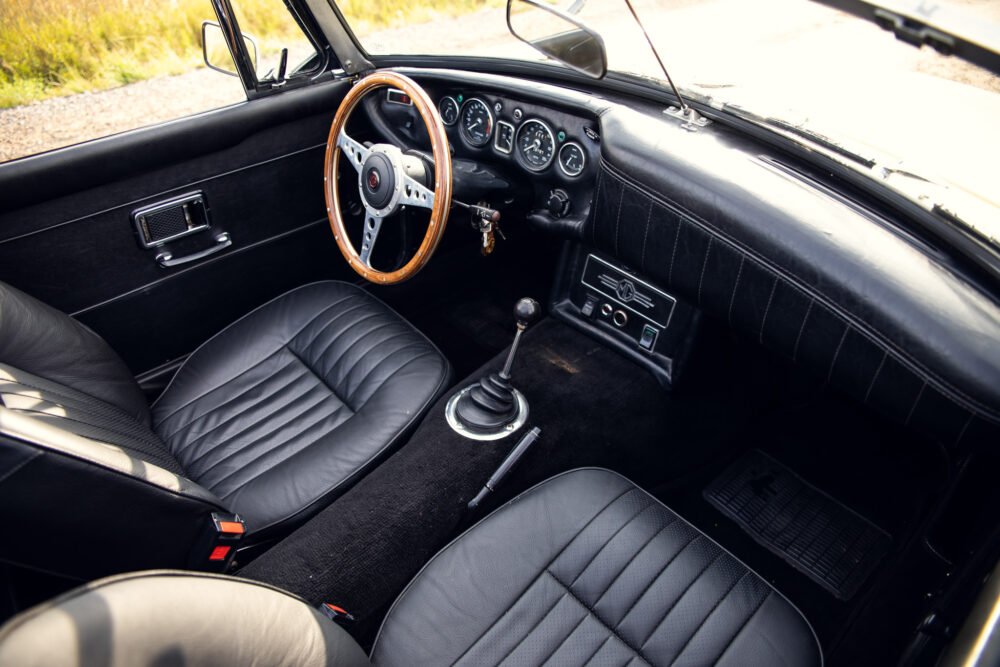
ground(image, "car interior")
xmin=0 ymin=1 xmax=999 ymax=665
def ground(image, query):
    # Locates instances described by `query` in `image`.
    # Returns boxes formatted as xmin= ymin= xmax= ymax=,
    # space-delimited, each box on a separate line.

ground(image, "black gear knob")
xmin=514 ymin=298 xmax=541 ymax=328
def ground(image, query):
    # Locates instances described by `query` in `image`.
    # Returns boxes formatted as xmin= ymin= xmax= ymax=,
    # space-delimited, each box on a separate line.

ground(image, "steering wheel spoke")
xmin=359 ymin=214 xmax=384 ymax=267
xmin=399 ymin=172 xmax=435 ymax=210
xmin=337 ymin=130 xmax=370 ymax=175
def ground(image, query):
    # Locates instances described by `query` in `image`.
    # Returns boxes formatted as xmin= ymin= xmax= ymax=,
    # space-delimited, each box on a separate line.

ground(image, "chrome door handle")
xmin=156 ymin=232 xmax=232 ymax=268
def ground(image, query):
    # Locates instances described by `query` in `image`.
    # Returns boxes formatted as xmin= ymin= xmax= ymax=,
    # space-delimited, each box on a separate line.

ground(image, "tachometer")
xmin=439 ymin=96 xmax=459 ymax=126
xmin=516 ymin=119 xmax=555 ymax=171
xmin=459 ymin=98 xmax=493 ymax=147
xmin=558 ymin=141 xmax=586 ymax=177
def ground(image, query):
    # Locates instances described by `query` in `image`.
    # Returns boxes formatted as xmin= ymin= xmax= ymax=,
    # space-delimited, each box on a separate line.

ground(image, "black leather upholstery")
xmin=0 ymin=281 xmax=149 ymax=423
xmin=0 ymin=470 xmax=821 ymax=666
xmin=591 ymin=107 xmax=1000 ymax=449
xmin=0 ymin=571 xmax=371 ymax=667
xmin=373 ymin=468 xmax=821 ymax=666
xmin=152 ymin=281 xmax=451 ymax=536
xmin=0 ymin=279 xmax=450 ymax=576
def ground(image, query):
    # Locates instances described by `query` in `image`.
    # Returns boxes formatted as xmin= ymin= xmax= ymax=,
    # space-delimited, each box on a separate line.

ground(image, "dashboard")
xmin=373 ymin=85 xmax=601 ymax=234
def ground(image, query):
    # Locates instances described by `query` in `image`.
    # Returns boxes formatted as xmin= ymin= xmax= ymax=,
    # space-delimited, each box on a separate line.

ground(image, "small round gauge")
xmin=558 ymin=141 xmax=586 ymax=177
xmin=459 ymin=98 xmax=493 ymax=147
xmin=438 ymin=96 xmax=459 ymax=126
xmin=516 ymin=119 xmax=556 ymax=171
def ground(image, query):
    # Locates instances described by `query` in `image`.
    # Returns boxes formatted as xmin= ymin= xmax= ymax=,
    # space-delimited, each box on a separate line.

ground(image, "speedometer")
xmin=459 ymin=98 xmax=493 ymax=147
xmin=516 ymin=119 xmax=555 ymax=171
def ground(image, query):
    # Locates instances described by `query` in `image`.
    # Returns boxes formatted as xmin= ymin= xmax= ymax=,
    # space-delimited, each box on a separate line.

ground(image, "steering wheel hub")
xmin=361 ymin=151 xmax=396 ymax=211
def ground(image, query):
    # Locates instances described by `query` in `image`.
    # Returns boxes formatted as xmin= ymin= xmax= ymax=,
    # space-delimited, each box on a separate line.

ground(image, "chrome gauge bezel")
xmin=438 ymin=96 xmax=459 ymax=126
xmin=515 ymin=118 xmax=556 ymax=172
xmin=494 ymin=120 xmax=515 ymax=155
xmin=557 ymin=141 xmax=586 ymax=177
xmin=459 ymin=97 xmax=494 ymax=147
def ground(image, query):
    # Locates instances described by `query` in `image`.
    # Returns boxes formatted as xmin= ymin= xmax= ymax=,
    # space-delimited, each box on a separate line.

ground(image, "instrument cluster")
xmin=436 ymin=93 xmax=592 ymax=180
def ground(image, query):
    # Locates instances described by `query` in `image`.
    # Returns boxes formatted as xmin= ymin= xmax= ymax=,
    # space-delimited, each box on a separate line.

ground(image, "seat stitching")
xmin=709 ymin=590 xmax=773 ymax=666
xmin=667 ymin=569 xmax=752 ymax=666
xmin=153 ymin=347 xmax=288 ymax=428
xmin=592 ymin=516 xmax=679 ymax=610
xmin=447 ymin=486 xmax=636 ymax=666
xmin=536 ymin=607 xmax=591 ymax=667
xmin=637 ymin=549 xmax=725 ymax=649
xmin=171 ymin=367 xmax=321 ymax=462
xmin=202 ymin=394 xmax=348 ymax=490
xmin=487 ymin=591 xmax=570 ymax=667
xmin=185 ymin=386 xmax=339 ymax=478
xmin=613 ymin=532 xmax=702 ymax=629
xmin=580 ymin=635 xmax=613 ymax=667
xmin=214 ymin=401 xmax=353 ymax=500
xmin=165 ymin=357 xmax=304 ymax=447
xmin=547 ymin=570 xmax=653 ymax=667
xmin=184 ymin=384 xmax=337 ymax=476
xmin=343 ymin=342 xmax=433 ymax=407
xmin=154 ymin=295 xmax=355 ymax=426
xmin=566 ymin=499 xmax=657 ymax=588
xmin=309 ymin=312 xmax=388 ymax=378
xmin=334 ymin=330 xmax=419 ymax=406
xmin=352 ymin=351 xmax=438 ymax=412
xmin=292 ymin=298 xmax=370 ymax=355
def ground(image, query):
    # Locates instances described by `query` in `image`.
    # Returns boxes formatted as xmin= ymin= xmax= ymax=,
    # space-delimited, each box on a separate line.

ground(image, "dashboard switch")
xmin=546 ymin=189 xmax=571 ymax=218
xmin=639 ymin=324 xmax=658 ymax=351
xmin=581 ymin=296 xmax=597 ymax=317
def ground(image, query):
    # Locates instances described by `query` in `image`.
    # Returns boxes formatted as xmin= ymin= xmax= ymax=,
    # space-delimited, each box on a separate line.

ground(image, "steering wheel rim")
xmin=323 ymin=71 xmax=453 ymax=284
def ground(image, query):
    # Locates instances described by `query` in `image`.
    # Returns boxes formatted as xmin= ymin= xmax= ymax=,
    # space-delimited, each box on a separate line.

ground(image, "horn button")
xmin=361 ymin=152 xmax=396 ymax=211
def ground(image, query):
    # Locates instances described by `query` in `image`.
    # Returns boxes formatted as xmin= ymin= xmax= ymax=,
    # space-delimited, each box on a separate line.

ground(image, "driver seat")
xmin=0 ymin=280 xmax=450 ymax=579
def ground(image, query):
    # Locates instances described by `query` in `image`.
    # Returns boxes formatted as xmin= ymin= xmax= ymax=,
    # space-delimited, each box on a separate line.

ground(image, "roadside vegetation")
xmin=0 ymin=0 xmax=498 ymax=109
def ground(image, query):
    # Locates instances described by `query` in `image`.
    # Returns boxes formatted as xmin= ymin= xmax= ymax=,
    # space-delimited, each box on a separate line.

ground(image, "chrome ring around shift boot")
xmin=445 ymin=384 xmax=529 ymax=441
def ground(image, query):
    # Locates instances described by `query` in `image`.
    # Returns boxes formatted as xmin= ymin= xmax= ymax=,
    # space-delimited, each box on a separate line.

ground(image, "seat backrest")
xmin=0 ymin=570 xmax=372 ymax=667
xmin=0 ymin=282 xmax=227 ymax=581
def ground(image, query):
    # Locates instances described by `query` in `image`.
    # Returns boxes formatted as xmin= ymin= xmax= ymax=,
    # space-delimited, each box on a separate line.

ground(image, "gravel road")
xmin=2 ymin=0 xmax=998 ymax=171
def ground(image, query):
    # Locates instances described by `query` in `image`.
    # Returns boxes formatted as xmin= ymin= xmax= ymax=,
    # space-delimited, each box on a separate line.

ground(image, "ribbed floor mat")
xmin=704 ymin=450 xmax=890 ymax=600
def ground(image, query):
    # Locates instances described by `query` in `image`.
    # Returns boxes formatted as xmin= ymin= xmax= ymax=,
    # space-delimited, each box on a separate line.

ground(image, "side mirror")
xmin=202 ymin=21 xmax=258 ymax=77
xmin=506 ymin=0 xmax=607 ymax=79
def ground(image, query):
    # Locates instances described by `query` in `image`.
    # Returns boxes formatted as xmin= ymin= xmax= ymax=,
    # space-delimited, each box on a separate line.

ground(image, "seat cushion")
xmin=373 ymin=468 xmax=821 ymax=667
xmin=0 ymin=571 xmax=371 ymax=667
xmin=152 ymin=281 xmax=450 ymax=537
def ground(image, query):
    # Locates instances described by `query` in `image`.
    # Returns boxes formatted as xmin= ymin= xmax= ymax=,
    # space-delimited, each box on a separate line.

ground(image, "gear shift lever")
xmin=446 ymin=298 xmax=540 ymax=439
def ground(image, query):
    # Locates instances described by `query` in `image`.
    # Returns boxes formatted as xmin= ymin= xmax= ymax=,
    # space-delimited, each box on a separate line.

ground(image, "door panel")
xmin=0 ymin=80 xmax=352 ymax=374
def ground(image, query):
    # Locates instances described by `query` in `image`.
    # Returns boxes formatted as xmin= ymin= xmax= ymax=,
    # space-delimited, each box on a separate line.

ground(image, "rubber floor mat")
xmin=704 ymin=450 xmax=891 ymax=600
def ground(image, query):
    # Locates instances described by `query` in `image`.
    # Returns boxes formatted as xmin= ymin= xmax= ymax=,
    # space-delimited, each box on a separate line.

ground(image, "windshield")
xmin=340 ymin=0 xmax=1000 ymax=242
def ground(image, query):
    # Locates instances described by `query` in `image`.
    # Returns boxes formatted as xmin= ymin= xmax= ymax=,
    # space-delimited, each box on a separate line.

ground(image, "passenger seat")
xmin=0 ymin=468 xmax=821 ymax=666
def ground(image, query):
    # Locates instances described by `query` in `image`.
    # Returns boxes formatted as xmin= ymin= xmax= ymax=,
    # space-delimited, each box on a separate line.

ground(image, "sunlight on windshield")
xmin=345 ymin=0 xmax=1000 ymax=236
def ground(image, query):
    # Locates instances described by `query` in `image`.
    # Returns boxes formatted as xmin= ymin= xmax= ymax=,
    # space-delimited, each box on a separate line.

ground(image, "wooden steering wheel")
xmin=324 ymin=72 xmax=453 ymax=284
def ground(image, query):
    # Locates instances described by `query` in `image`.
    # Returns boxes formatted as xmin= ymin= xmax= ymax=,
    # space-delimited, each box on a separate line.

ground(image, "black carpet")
xmin=240 ymin=317 xmax=772 ymax=645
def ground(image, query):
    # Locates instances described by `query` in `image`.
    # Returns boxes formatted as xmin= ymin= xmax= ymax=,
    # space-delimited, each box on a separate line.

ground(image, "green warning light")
xmin=557 ymin=130 xmax=566 ymax=142
xmin=457 ymin=94 xmax=464 ymax=104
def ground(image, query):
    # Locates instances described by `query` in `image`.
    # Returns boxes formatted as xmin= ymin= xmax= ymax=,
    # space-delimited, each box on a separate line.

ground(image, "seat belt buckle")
xmin=189 ymin=512 xmax=246 ymax=572
xmin=320 ymin=602 xmax=356 ymax=625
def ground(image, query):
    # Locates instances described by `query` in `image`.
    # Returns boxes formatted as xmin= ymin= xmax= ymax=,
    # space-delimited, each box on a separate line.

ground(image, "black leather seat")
xmin=0 ymin=280 xmax=450 ymax=578
xmin=0 ymin=469 xmax=822 ymax=666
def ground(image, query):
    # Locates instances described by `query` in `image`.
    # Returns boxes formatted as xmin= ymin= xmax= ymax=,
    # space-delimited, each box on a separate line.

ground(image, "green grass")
xmin=0 ymin=0 xmax=497 ymax=109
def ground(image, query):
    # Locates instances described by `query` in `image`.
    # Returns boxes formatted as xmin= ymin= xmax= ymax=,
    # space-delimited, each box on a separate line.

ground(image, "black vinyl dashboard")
xmin=370 ymin=67 xmax=1000 ymax=449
